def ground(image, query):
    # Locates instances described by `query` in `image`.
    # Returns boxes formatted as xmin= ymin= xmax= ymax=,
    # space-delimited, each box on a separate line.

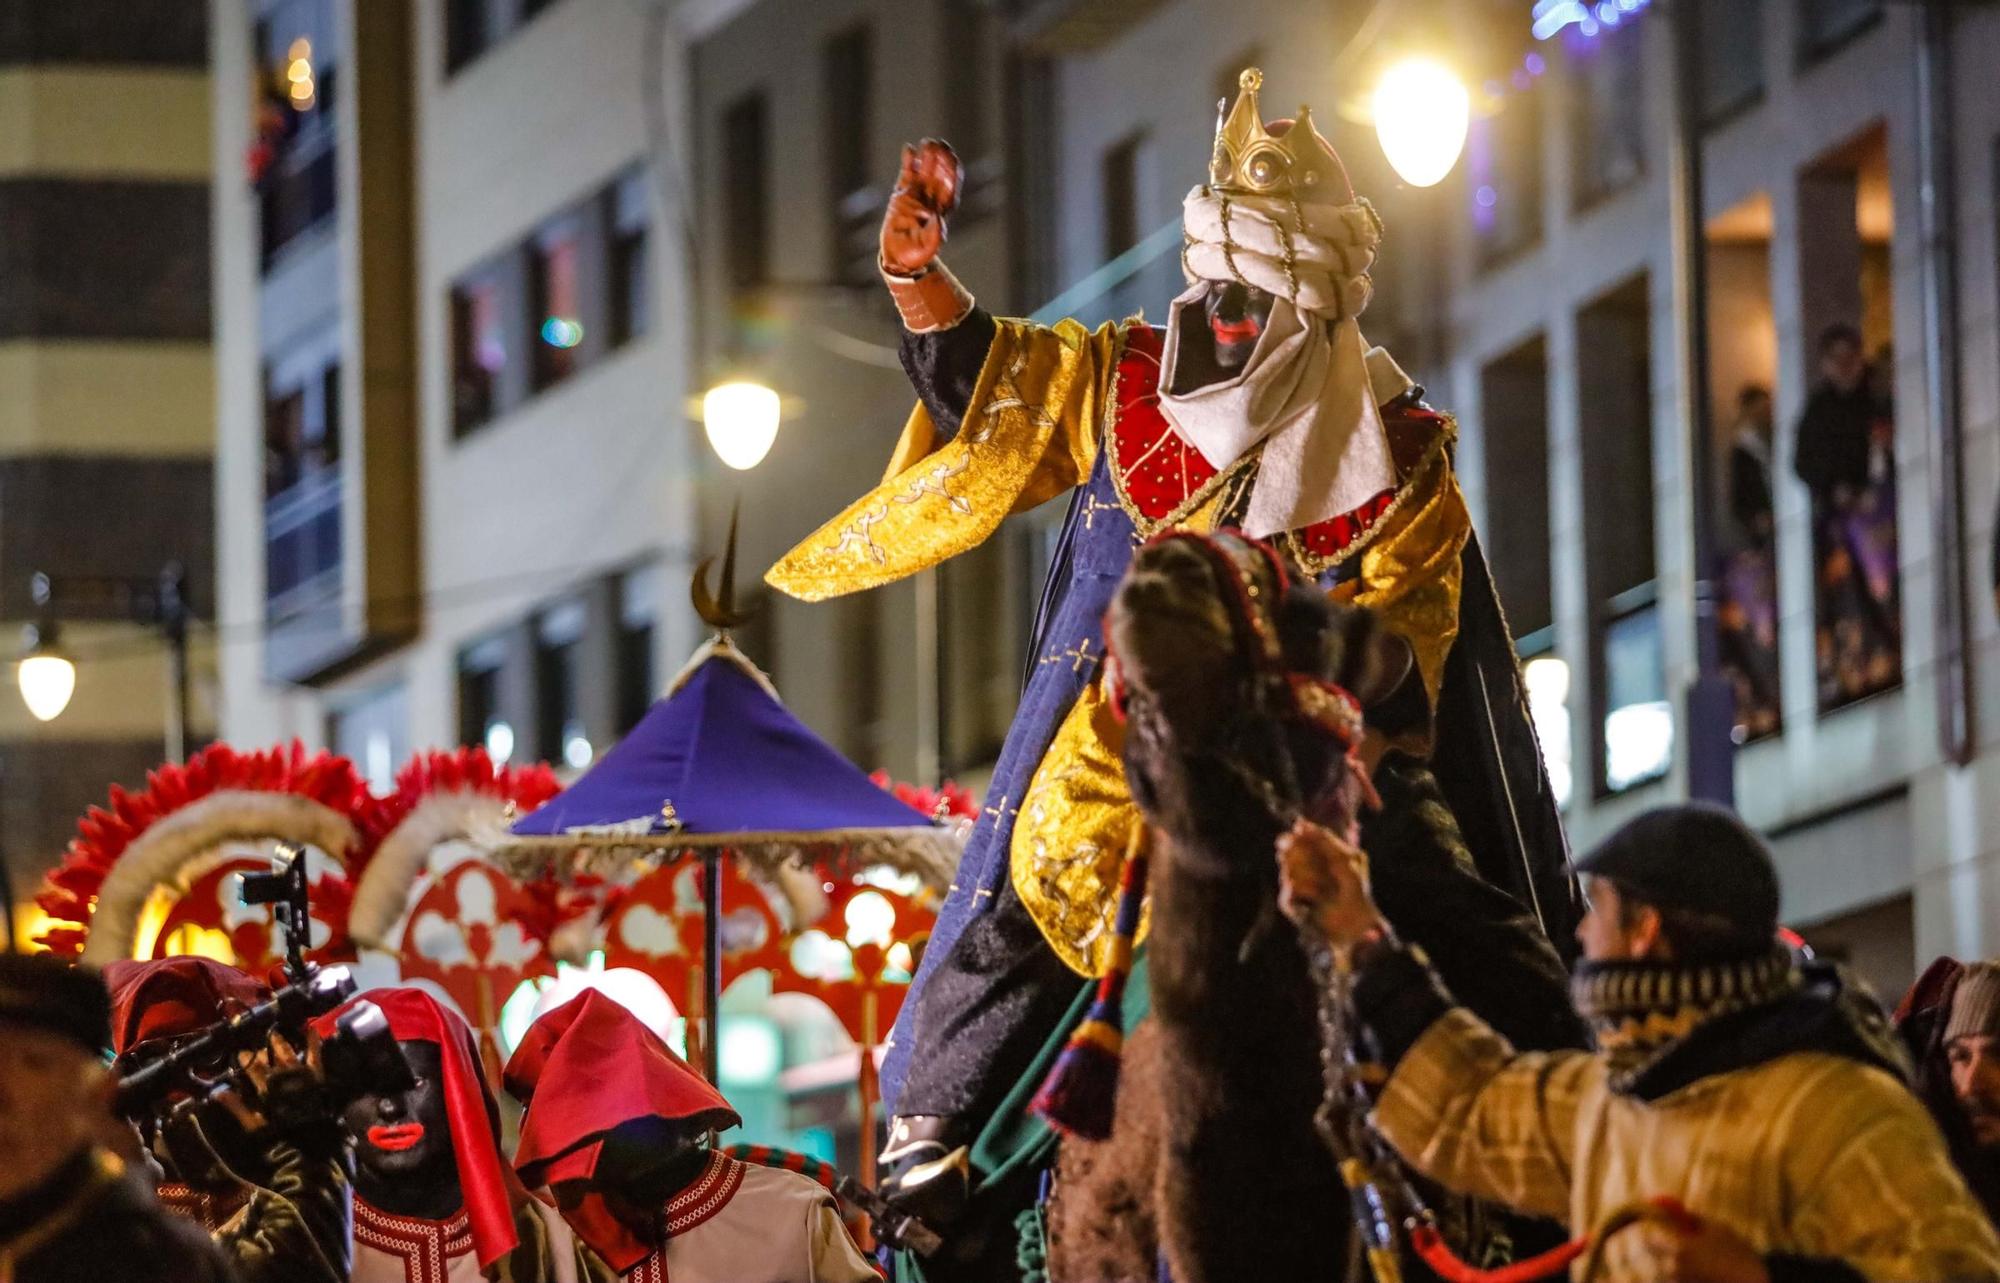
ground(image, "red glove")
xmin=880 ymin=139 xmax=963 ymax=278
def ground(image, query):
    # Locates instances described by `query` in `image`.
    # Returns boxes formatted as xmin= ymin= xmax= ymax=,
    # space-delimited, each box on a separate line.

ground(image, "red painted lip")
xmin=1210 ymin=316 xmax=1262 ymax=345
xmin=367 ymin=1123 xmax=425 ymax=1152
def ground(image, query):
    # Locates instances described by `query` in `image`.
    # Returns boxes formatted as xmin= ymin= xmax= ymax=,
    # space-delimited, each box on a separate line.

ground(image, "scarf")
xmin=1571 ymin=944 xmax=1800 ymax=1094
xmin=1158 ymin=187 xmax=1396 ymax=538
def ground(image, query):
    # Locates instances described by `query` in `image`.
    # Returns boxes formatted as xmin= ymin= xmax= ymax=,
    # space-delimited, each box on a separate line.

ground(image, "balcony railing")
xmin=265 ymin=467 xmax=342 ymax=622
xmin=260 ymin=127 xmax=338 ymax=269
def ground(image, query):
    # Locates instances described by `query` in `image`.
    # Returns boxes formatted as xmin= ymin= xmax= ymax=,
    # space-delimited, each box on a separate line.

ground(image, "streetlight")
xmin=702 ymin=380 xmax=782 ymax=471
xmin=17 ymin=565 xmax=193 ymax=762
xmin=15 ymin=622 xmax=75 ymax=722
xmin=1371 ymin=56 xmax=1471 ymax=188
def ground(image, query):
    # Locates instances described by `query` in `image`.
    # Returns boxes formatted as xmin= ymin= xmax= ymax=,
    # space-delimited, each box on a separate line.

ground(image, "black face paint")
xmin=1203 ymin=280 xmax=1274 ymax=372
xmin=342 ymin=1040 xmax=460 ymax=1217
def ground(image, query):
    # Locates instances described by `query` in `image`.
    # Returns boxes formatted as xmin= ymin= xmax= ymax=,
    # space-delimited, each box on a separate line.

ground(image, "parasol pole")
xmin=858 ymin=988 xmax=880 ymax=1190
xmin=703 ymin=847 xmax=723 ymax=1082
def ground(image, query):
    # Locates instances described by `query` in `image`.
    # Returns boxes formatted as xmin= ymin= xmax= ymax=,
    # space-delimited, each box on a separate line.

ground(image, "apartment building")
xmin=1003 ymin=0 xmax=2000 ymax=1000
xmin=0 ymin=3 xmax=214 ymax=901
xmin=211 ymin=0 xmax=708 ymax=790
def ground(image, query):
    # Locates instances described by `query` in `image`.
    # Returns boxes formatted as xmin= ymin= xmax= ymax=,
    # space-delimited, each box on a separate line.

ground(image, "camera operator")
xmin=0 ymin=952 xmax=232 ymax=1282
xmin=107 ymin=956 xmax=352 ymax=1283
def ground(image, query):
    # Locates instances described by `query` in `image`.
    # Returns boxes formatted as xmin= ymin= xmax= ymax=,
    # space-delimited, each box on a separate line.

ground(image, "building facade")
xmin=0 ymin=2 xmax=215 ymax=911
xmin=212 ymin=0 xmax=708 ymax=793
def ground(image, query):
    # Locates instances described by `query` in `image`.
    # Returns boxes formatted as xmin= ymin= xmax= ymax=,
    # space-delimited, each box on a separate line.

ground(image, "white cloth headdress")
xmin=1157 ymin=187 xmax=1397 ymax=538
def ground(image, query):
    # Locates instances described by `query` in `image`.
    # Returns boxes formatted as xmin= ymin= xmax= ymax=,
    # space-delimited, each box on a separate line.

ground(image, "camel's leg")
xmin=1047 ymin=1020 xmax=1166 ymax=1282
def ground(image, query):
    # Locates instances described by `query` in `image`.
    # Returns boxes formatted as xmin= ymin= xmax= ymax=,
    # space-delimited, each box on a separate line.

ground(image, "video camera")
xmin=115 ymin=844 xmax=412 ymax=1127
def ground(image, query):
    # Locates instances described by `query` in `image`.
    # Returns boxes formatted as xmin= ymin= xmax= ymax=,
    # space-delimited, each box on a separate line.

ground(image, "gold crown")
xmin=1208 ymin=68 xmax=1332 ymax=198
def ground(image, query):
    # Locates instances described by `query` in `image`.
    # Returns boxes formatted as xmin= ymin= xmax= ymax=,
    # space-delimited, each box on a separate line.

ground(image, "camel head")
xmin=1106 ymin=531 xmax=1401 ymax=862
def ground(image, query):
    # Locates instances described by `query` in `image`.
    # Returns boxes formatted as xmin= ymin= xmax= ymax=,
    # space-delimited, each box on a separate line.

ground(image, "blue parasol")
xmin=496 ymin=532 xmax=965 ymax=1077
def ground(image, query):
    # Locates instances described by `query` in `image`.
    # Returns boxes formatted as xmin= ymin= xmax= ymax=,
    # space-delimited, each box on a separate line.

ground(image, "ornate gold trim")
xmin=1284 ymin=410 xmax=1458 ymax=577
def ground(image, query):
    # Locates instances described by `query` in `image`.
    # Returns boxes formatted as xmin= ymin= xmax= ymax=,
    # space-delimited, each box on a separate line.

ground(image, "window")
xmin=1570 ymin=18 xmax=1645 ymax=208
xmin=1797 ymin=0 xmax=1880 ymax=65
xmin=606 ymin=173 xmax=650 ymax=349
xmin=1797 ymin=128 xmax=1900 ymax=712
xmin=1577 ymin=275 xmax=1668 ymax=793
xmin=943 ymin=1 xmax=999 ymax=163
xmin=529 ymin=221 xmax=583 ymax=391
xmin=824 ymin=25 xmax=876 ymax=284
xmin=265 ymin=386 xmax=306 ymax=501
xmin=616 ymin=568 xmax=658 ymax=735
xmin=255 ymin=0 xmax=339 ymax=266
xmin=457 ymin=638 xmax=512 ymax=762
xmin=536 ymin=603 xmax=589 ymax=769
xmin=451 ymin=268 xmax=506 ymax=436
xmin=317 ymin=363 xmax=342 ymax=471
xmin=447 ymin=0 xmax=566 ymax=75
xmin=449 ymin=167 xmax=646 ymax=438
xmin=1698 ymin=0 xmax=1763 ymax=123
xmin=1102 ymin=134 xmax=1143 ymax=263
xmin=1471 ymin=90 xmax=1543 ymax=266
xmin=263 ymin=348 xmax=343 ymax=617
xmin=723 ymin=93 xmax=771 ymax=300
xmin=1481 ymin=336 xmax=1563 ymax=804
xmin=330 ymin=683 xmax=409 ymax=793
xmin=445 ymin=0 xmax=492 ymax=73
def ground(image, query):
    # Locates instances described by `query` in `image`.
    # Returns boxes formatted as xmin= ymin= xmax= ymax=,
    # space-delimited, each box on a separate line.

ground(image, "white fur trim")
xmin=348 ymin=791 xmax=516 ymax=951
xmin=81 ymin=790 xmax=361 ymax=966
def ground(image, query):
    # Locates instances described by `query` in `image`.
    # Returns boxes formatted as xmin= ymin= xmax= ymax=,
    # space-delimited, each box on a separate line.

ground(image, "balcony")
xmin=259 ymin=127 xmax=337 ymax=270
xmin=264 ymin=467 xmax=341 ymax=625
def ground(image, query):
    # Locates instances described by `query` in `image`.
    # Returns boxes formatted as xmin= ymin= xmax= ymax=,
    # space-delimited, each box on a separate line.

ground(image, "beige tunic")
xmin=352 ymin=1195 xmax=579 ymax=1283
xmin=1374 ymin=1008 xmax=2000 ymax=1282
xmin=612 ymin=1154 xmax=874 ymax=1283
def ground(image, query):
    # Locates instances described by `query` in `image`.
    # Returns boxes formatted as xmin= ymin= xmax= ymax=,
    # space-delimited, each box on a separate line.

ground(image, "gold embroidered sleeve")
xmin=1330 ymin=442 xmax=1469 ymax=754
xmin=765 ymin=317 xmax=1122 ymax=602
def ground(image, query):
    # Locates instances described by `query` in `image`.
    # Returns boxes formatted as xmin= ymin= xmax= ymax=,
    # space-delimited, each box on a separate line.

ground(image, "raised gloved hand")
xmin=880 ymin=138 xmax=963 ymax=278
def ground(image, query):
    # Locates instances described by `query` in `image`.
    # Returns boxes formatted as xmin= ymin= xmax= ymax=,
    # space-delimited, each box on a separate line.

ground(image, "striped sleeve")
xmin=1369 ymin=1007 xmax=1591 ymax=1221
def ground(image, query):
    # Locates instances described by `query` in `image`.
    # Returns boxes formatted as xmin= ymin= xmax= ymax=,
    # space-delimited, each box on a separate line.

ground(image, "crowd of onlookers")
xmin=1720 ymin=322 xmax=1902 ymax=740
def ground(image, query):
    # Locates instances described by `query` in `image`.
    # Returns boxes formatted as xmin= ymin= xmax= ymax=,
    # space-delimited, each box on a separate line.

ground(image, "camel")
xmin=1044 ymin=530 xmax=1401 ymax=1283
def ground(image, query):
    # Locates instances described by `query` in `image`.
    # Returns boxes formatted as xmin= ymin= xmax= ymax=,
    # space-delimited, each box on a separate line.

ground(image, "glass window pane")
xmin=1570 ymin=21 xmax=1645 ymax=207
xmin=531 ymin=231 xmax=582 ymax=390
xmin=451 ymin=275 xmax=505 ymax=435
xmin=1699 ymin=0 xmax=1763 ymax=122
xmin=1797 ymin=0 xmax=1880 ymax=63
xmin=1603 ymin=602 xmax=1672 ymax=791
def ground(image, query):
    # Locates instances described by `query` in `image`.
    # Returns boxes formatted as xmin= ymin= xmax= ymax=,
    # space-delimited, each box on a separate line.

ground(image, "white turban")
xmin=1157 ymin=187 xmax=1397 ymax=539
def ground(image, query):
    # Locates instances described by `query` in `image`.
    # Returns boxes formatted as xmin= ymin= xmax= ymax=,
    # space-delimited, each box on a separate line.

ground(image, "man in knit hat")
xmin=1947 ymin=963 xmax=2000 ymax=1154
xmin=1280 ymin=801 xmax=2000 ymax=1282
xmin=503 ymin=990 xmax=874 ymax=1283
xmin=0 ymin=952 xmax=232 ymax=1282
xmin=1899 ymin=958 xmax=2000 ymax=1226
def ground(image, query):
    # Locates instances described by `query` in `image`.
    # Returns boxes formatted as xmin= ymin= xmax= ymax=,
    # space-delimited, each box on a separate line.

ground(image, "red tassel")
xmin=1032 ymin=1036 xmax=1123 ymax=1140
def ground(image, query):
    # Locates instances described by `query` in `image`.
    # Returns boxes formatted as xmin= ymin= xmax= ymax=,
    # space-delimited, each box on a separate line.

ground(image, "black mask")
xmin=342 ymin=1040 xmax=460 ymax=1219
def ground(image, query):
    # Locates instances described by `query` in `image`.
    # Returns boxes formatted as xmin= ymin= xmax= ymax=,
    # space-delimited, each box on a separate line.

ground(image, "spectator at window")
xmin=1793 ymin=323 xmax=1876 ymax=512
xmin=1728 ymin=384 xmax=1775 ymax=548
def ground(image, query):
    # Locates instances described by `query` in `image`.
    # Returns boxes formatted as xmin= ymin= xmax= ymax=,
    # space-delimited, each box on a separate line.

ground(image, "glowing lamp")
xmin=1372 ymin=57 xmax=1471 ymax=188
xmin=702 ymin=381 xmax=782 ymax=471
xmin=17 ymin=624 xmax=75 ymax=722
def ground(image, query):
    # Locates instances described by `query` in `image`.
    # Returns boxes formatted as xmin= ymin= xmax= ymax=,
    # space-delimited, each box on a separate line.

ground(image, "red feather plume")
xmin=33 ymin=741 xmax=374 ymax=957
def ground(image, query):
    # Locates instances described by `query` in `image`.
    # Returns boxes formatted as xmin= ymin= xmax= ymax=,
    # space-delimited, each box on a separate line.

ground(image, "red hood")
xmin=104 ymin=957 xmax=268 ymax=1056
xmin=312 ymin=988 xmax=522 ymax=1270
